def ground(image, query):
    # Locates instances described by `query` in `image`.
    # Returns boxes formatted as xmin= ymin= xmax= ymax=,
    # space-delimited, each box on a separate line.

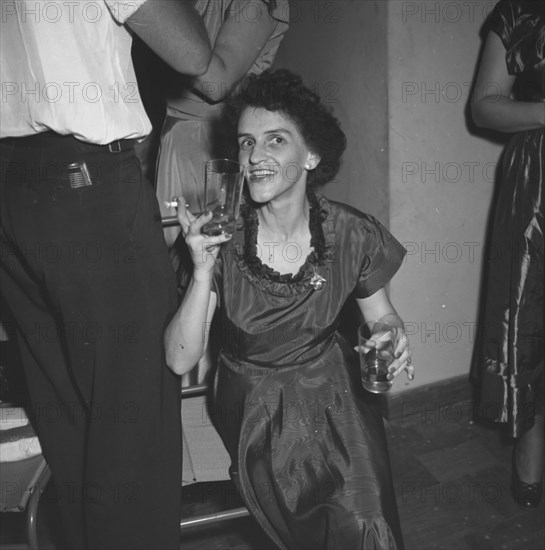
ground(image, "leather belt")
xmin=106 ymin=139 xmax=136 ymax=153
xmin=1 ymin=132 xmax=137 ymax=153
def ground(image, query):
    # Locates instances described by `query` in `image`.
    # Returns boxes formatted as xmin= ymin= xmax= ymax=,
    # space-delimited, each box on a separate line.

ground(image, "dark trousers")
xmin=0 ymin=134 xmax=182 ymax=550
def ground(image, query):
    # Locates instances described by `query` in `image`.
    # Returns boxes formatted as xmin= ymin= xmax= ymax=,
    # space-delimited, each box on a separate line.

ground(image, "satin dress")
xmin=472 ymin=0 xmax=544 ymax=438
xmin=203 ymin=193 xmax=406 ymax=549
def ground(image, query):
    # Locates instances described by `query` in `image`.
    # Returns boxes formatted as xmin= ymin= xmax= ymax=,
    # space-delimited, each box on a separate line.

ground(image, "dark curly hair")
xmin=223 ymin=69 xmax=347 ymax=188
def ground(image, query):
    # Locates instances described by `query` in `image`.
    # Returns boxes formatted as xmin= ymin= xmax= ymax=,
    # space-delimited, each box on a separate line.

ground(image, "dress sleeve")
xmin=485 ymin=0 xmax=544 ymax=74
xmin=486 ymin=0 xmax=515 ymax=52
xmin=226 ymin=0 xmax=290 ymax=24
xmin=103 ymin=0 xmax=148 ymax=24
xmin=264 ymin=0 xmax=290 ymax=24
xmin=222 ymin=0 xmax=289 ymax=76
xmin=354 ymin=216 xmax=406 ymax=299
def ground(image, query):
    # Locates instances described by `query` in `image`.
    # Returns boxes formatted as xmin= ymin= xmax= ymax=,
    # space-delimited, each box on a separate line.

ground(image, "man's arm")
xmin=126 ymin=0 xmax=212 ymax=75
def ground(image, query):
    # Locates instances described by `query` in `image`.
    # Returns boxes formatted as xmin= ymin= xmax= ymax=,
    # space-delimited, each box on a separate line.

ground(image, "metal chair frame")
xmin=163 ymin=215 xmax=250 ymax=531
xmin=0 ymin=435 xmax=51 ymax=550
xmin=179 ymin=386 xmax=250 ymax=531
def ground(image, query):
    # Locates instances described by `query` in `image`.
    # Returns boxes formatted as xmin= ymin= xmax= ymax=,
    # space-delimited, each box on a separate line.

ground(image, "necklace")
xmin=242 ymin=191 xmax=329 ymax=284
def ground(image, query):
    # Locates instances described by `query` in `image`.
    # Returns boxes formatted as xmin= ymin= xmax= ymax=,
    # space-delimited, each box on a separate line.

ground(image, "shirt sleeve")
xmin=354 ymin=216 xmax=407 ymax=299
xmin=104 ymin=0 xmax=148 ymax=24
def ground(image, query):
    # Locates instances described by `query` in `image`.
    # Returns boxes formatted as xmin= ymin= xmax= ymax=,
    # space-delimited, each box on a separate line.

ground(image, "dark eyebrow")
xmin=237 ymin=128 xmax=293 ymax=139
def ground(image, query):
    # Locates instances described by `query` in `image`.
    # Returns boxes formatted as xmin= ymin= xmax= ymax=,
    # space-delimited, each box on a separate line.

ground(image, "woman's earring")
xmin=305 ymin=156 xmax=319 ymax=170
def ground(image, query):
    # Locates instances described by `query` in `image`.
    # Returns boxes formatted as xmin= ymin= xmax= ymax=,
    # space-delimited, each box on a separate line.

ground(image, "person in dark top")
xmin=471 ymin=0 xmax=544 ymax=510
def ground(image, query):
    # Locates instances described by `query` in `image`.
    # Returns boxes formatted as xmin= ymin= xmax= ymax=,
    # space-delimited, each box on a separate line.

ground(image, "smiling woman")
xmin=165 ymin=69 xmax=414 ymax=550
xmin=226 ymin=69 xmax=346 ymax=191
xmin=237 ymin=108 xmax=319 ymax=206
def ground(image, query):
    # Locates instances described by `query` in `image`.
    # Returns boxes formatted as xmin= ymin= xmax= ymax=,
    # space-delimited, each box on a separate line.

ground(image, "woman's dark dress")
xmin=472 ymin=0 xmax=544 ymax=438
xmin=209 ymin=193 xmax=406 ymax=549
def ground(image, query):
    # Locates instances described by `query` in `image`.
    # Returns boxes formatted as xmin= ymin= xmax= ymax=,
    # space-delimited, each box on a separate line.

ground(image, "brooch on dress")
xmin=309 ymin=268 xmax=326 ymax=291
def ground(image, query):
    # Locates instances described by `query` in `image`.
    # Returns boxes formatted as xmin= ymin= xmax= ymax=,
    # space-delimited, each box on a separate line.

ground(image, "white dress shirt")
xmin=0 ymin=0 xmax=151 ymax=144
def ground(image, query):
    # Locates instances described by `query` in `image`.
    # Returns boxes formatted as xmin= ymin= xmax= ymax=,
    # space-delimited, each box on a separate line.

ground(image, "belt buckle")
xmin=108 ymin=140 xmax=122 ymax=153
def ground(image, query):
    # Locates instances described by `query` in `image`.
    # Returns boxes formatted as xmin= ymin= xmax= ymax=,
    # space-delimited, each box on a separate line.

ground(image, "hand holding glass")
xmin=358 ymin=320 xmax=400 ymax=393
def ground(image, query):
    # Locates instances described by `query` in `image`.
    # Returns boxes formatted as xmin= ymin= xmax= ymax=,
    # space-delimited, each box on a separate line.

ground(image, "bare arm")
xmin=356 ymin=287 xmax=402 ymax=328
xmin=126 ymin=0 xmax=212 ymax=75
xmin=471 ymin=32 xmax=545 ymax=133
xmin=164 ymin=203 xmax=230 ymax=375
xmin=191 ymin=6 xmax=278 ymax=102
xmin=165 ymin=279 xmax=217 ymax=375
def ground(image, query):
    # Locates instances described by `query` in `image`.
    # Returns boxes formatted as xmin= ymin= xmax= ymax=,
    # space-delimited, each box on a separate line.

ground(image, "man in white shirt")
xmin=0 ymin=2 xmax=211 ymax=548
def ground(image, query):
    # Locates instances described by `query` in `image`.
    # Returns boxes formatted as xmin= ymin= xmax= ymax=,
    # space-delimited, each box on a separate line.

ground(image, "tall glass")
xmin=201 ymin=159 xmax=245 ymax=236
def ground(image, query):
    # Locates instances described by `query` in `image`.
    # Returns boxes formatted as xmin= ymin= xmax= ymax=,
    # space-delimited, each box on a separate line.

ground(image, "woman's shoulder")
xmin=317 ymin=195 xmax=403 ymax=253
xmin=319 ymin=195 xmax=406 ymax=277
xmin=320 ymin=195 xmax=385 ymax=231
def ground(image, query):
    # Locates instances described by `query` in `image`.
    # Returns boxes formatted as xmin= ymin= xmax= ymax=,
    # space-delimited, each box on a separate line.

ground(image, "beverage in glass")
xmin=358 ymin=321 xmax=398 ymax=393
xmin=201 ymin=159 xmax=244 ymax=236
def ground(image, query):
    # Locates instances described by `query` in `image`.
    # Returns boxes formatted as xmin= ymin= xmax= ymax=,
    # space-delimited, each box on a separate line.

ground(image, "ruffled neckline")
xmin=231 ymin=192 xmax=336 ymax=296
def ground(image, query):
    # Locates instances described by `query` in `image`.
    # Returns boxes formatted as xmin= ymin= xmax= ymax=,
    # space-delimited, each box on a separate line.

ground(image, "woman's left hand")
xmin=355 ymin=290 xmax=414 ymax=383
xmin=353 ymin=326 xmax=414 ymax=382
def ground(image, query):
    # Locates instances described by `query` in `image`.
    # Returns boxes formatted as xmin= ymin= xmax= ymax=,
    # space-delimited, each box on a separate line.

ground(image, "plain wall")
xmin=274 ymin=0 xmax=505 ymax=392
xmin=274 ymin=0 xmax=390 ymax=224
xmin=386 ymin=0 xmax=504 ymax=390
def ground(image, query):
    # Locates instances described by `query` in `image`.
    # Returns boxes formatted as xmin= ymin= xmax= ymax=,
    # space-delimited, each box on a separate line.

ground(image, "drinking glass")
xmin=201 ymin=159 xmax=245 ymax=236
xmin=358 ymin=319 xmax=399 ymax=393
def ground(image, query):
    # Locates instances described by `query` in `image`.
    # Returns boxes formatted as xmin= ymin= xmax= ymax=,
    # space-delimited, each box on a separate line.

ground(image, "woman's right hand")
xmin=174 ymin=196 xmax=232 ymax=276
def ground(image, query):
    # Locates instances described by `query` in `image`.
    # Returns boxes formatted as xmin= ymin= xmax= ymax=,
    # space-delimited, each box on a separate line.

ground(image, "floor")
xmin=174 ymin=407 xmax=545 ymax=550
xmin=1 ymin=382 xmax=544 ymax=550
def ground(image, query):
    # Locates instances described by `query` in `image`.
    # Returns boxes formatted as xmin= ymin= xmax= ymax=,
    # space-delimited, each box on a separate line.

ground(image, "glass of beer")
xmin=201 ymin=159 xmax=245 ymax=236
